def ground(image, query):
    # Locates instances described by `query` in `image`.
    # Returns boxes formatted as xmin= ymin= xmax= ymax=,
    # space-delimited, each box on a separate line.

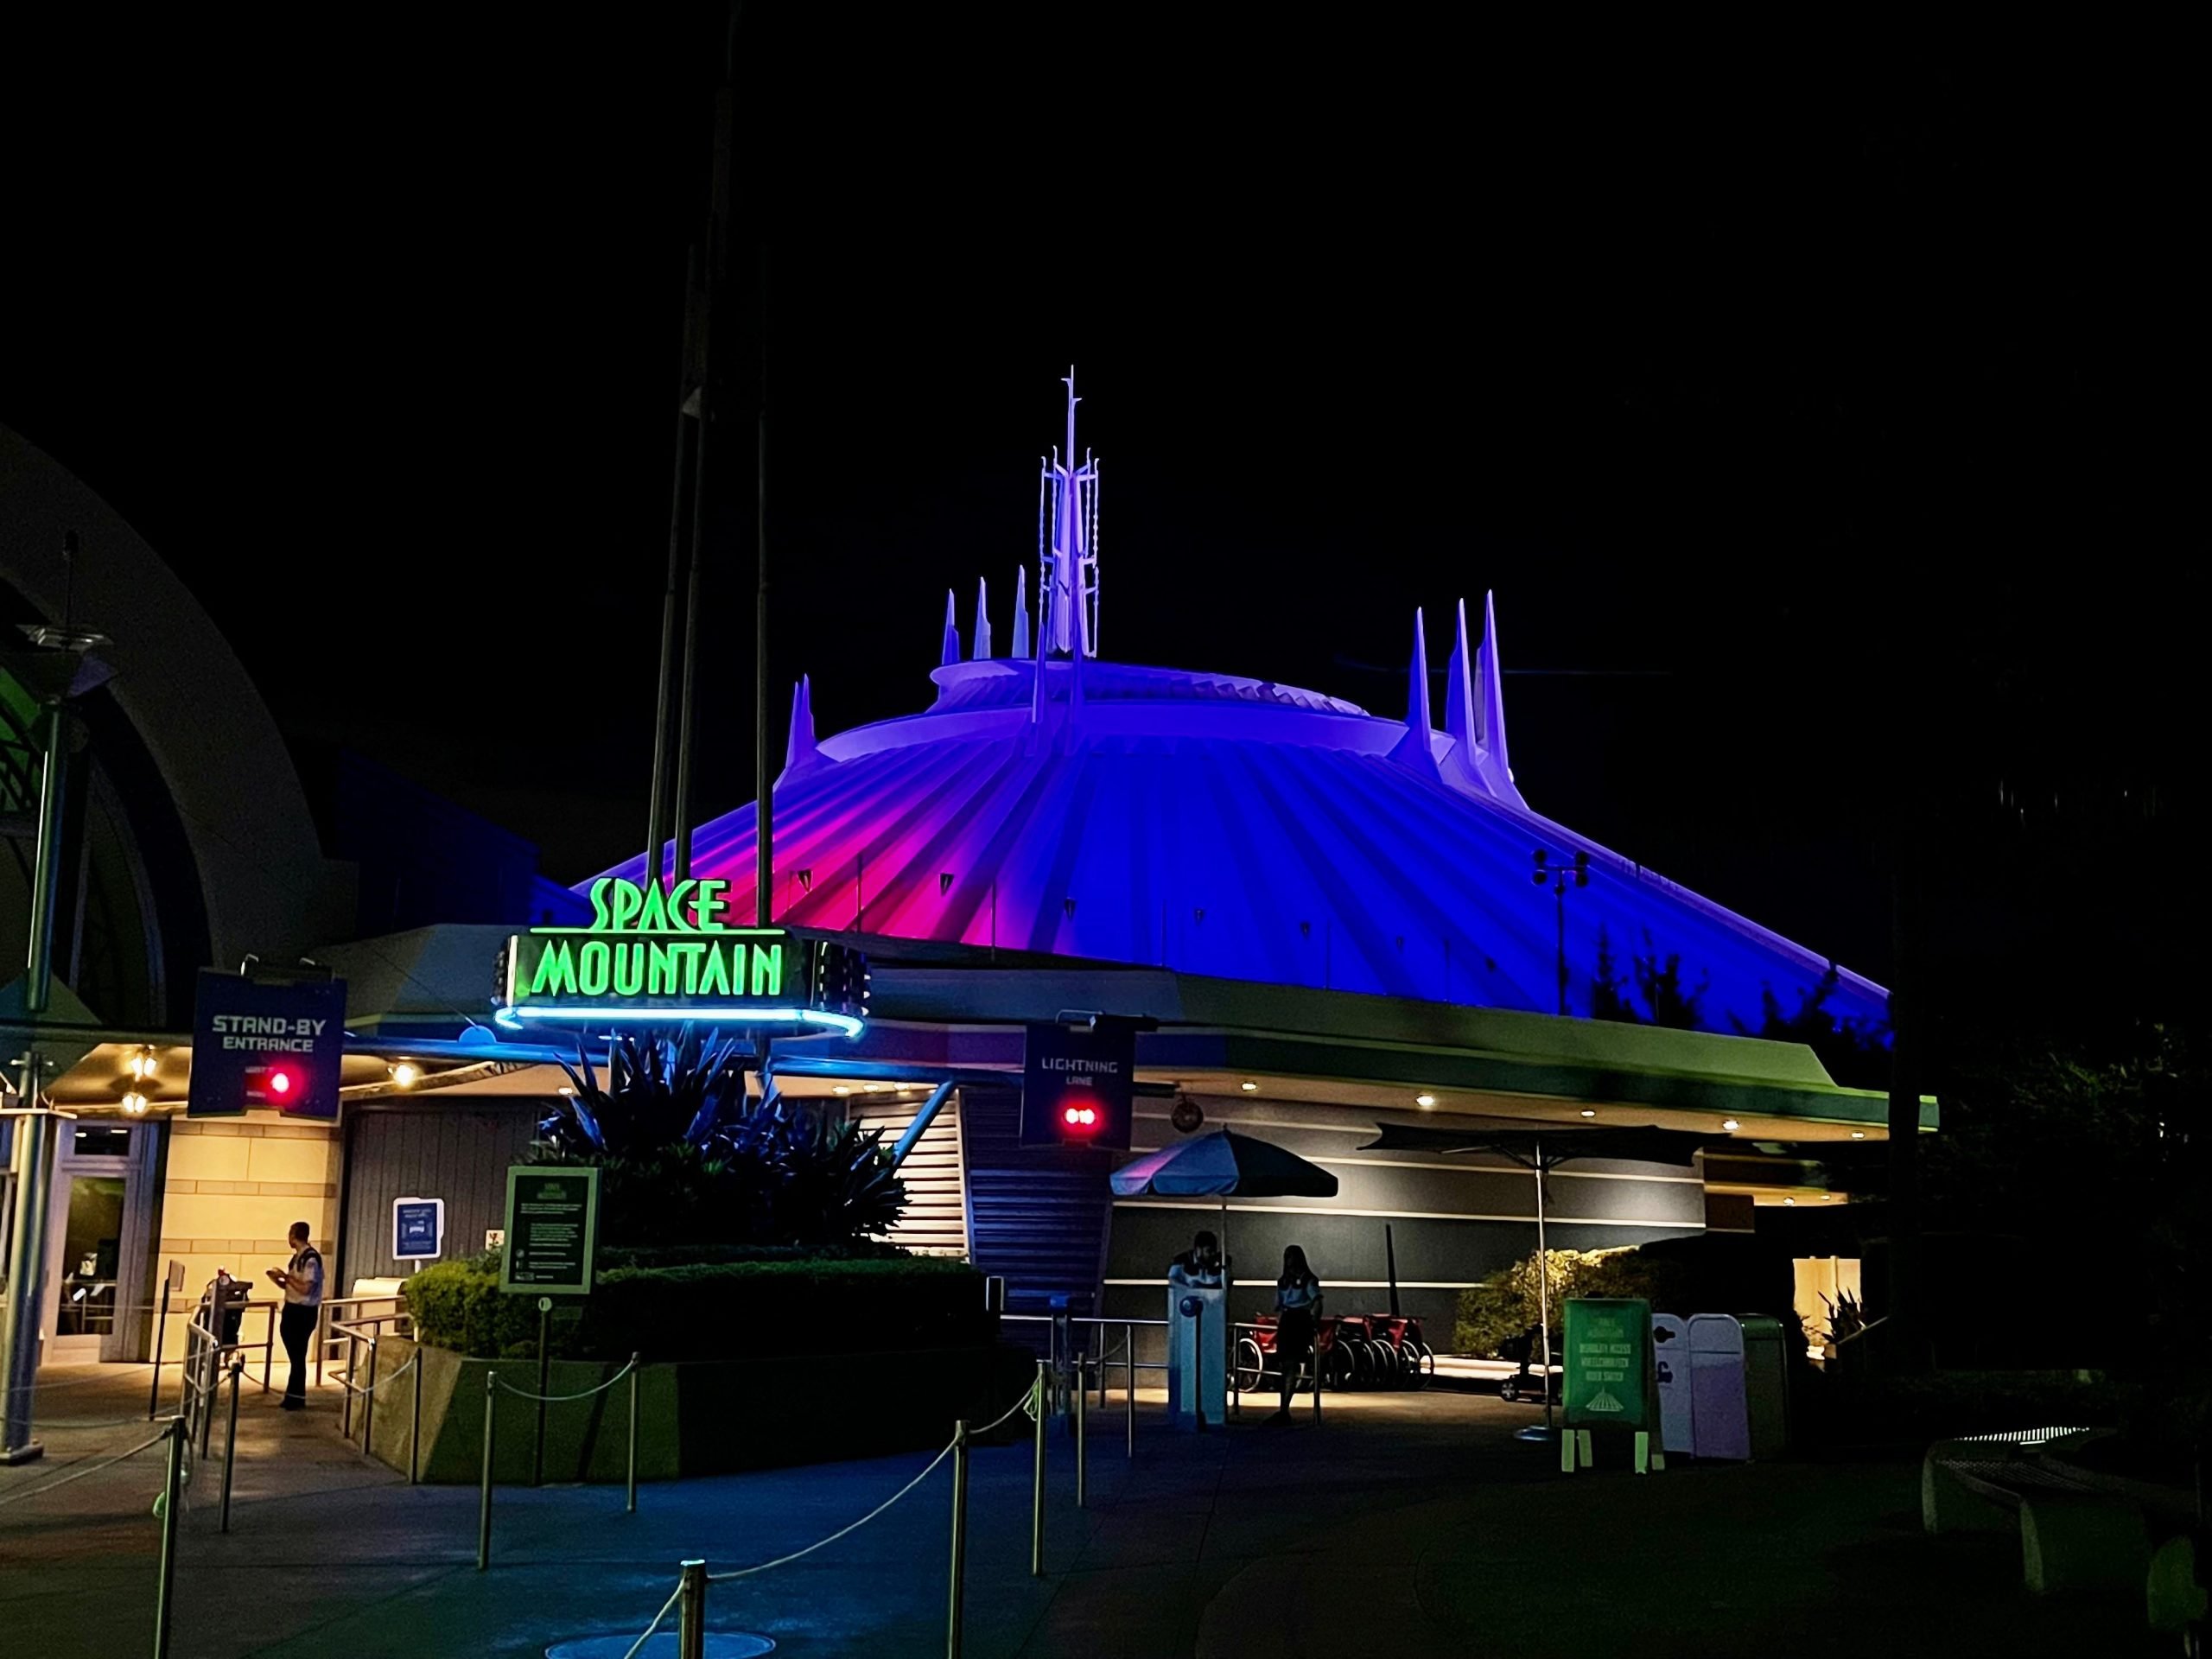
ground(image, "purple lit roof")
xmin=598 ymin=379 xmax=1888 ymax=1042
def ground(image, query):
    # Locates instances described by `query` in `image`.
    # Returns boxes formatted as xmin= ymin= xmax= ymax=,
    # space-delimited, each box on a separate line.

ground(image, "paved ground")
xmin=1 ymin=1362 xmax=2164 ymax=1657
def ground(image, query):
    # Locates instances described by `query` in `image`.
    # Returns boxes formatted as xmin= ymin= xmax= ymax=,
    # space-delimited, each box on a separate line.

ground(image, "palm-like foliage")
xmin=531 ymin=1027 xmax=907 ymax=1249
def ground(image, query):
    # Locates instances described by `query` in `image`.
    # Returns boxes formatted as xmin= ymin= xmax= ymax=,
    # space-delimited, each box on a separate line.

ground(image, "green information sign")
xmin=499 ymin=1166 xmax=600 ymax=1296
xmin=1562 ymin=1297 xmax=1651 ymax=1431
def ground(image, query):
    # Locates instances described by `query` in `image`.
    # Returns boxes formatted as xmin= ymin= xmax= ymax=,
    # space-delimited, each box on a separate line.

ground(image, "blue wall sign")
xmin=188 ymin=970 xmax=347 ymax=1118
xmin=392 ymin=1197 xmax=445 ymax=1262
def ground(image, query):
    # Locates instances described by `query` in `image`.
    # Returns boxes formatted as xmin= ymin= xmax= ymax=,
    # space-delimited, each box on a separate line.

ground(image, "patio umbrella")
xmin=1109 ymin=1128 xmax=1341 ymax=1199
xmin=1111 ymin=1130 xmax=1338 ymax=1417
xmin=1360 ymin=1121 xmax=1713 ymax=1440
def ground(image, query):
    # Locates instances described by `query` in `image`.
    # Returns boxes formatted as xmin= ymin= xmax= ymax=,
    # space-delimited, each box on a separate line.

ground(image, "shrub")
xmin=1453 ymin=1248 xmax=1659 ymax=1356
xmin=407 ymin=1253 xmax=989 ymax=1361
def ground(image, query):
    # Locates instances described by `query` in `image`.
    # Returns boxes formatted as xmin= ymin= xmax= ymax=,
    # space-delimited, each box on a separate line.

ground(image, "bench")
xmin=1923 ymin=1435 xmax=2151 ymax=1597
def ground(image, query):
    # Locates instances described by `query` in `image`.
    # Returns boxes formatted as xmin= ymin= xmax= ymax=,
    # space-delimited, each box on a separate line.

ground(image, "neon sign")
xmin=493 ymin=878 xmax=866 ymax=1036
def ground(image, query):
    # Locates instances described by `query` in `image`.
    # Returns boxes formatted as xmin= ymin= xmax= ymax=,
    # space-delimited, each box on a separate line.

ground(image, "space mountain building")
xmin=606 ymin=378 xmax=1885 ymax=1040
xmin=572 ymin=378 xmax=1906 ymax=1336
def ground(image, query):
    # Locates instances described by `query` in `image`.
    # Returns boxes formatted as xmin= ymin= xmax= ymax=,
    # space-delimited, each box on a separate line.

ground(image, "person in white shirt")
xmin=264 ymin=1222 xmax=324 ymax=1410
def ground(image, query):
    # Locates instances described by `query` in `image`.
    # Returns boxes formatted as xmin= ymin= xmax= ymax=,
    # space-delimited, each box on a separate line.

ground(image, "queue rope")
xmin=706 ymin=1440 xmax=954 ymax=1583
xmin=492 ymin=1357 xmax=638 ymax=1404
xmin=342 ymin=1351 xmax=423 ymax=1396
xmin=702 ymin=1372 xmax=1038 ymax=1586
xmin=618 ymin=1582 xmax=686 ymax=1659
xmin=0 ymin=1426 xmax=173 ymax=1510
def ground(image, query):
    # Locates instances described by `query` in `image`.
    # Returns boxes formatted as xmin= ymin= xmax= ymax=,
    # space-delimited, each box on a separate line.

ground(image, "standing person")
xmin=264 ymin=1222 xmax=324 ymax=1410
xmin=1268 ymin=1244 xmax=1322 ymax=1423
xmin=1168 ymin=1230 xmax=1227 ymax=1289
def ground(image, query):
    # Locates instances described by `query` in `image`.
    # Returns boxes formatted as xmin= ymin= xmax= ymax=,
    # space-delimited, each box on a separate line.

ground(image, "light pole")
xmin=1 ymin=614 xmax=111 ymax=1464
xmin=1531 ymin=849 xmax=1589 ymax=1018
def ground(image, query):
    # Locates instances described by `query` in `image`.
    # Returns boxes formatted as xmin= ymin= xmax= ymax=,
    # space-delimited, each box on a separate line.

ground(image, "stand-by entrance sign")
xmin=188 ymin=969 xmax=346 ymax=1118
xmin=498 ymin=1167 xmax=599 ymax=1295
xmin=1563 ymin=1297 xmax=1653 ymax=1429
xmin=391 ymin=1197 xmax=445 ymax=1262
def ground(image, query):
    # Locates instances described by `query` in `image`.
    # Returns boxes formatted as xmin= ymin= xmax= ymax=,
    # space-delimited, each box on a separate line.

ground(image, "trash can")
xmin=1738 ymin=1314 xmax=1790 ymax=1458
xmin=1687 ymin=1313 xmax=1791 ymax=1459
xmin=1650 ymin=1313 xmax=1693 ymax=1455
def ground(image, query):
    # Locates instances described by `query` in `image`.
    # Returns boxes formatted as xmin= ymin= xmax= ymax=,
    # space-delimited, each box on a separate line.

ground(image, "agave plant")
xmin=537 ymin=1026 xmax=753 ymax=1159
xmin=531 ymin=1027 xmax=906 ymax=1249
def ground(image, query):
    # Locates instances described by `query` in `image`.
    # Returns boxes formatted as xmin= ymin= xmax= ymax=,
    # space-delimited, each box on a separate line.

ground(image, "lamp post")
xmin=1 ymin=613 xmax=111 ymax=1465
xmin=1531 ymin=849 xmax=1589 ymax=1018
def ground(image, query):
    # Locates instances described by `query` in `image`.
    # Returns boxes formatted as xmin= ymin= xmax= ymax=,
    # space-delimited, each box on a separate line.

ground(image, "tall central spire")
xmin=1039 ymin=369 xmax=1100 ymax=659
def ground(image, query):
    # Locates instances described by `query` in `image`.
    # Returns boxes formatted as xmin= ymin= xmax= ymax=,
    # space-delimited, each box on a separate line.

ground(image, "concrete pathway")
xmin=1 ymin=1363 xmax=2164 ymax=1657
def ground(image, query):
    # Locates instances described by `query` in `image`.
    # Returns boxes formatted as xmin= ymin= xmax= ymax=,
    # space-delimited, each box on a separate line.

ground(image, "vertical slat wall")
xmin=958 ymin=1086 xmax=1119 ymax=1316
xmin=338 ymin=1103 xmax=538 ymax=1291
xmin=848 ymin=1091 xmax=969 ymax=1256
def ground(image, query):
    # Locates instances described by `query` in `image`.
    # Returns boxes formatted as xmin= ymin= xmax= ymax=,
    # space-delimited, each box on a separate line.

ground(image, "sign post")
xmin=1560 ymin=1297 xmax=1660 ymax=1475
xmin=391 ymin=1198 xmax=445 ymax=1263
xmin=499 ymin=1168 xmax=599 ymax=1297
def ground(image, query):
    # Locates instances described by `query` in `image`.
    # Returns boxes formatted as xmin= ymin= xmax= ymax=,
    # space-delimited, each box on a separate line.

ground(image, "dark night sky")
xmin=4 ymin=15 xmax=2196 ymax=1027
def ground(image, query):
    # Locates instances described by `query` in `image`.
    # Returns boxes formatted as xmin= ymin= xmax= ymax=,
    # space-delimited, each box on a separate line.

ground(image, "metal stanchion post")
xmin=532 ymin=1299 xmax=551 ymax=1487
xmin=677 ymin=1559 xmax=708 ymax=1659
xmin=362 ymin=1336 xmax=379 ymax=1456
xmin=946 ymin=1421 xmax=969 ymax=1659
xmin=220 ymin=1359 xmax=242 ymax=1534
xmin=476 ymin=1371 xmax=496 ymax=1572
xmin=343 ymin=1331 xmax=357 ymax=1440
xmin=409 ymin=1351 xmax=423 ymax=1485
xmin=198 ymin=1338 xmax=215 ymax=1461
xmin=261 ymin=1303 xmax=273 ymax=1395
xmin=154 ymin=1415 xmax=185 ymax=1658
xmin=1127 ymin=1325 xmax=1137 ymax=1459
xmin=626 ymin=1354 xmax=640 ymax=1515
xmin=315 ymin=1303 xmax=327 ymax=1388
xmin=1074 ymin=1357 xmax=1087 ymax=1509
xmin=1030 ymin=1362 xmax=1046 ymax=1578
xmin=149 ymin=1277 xmax=170 ymax=1421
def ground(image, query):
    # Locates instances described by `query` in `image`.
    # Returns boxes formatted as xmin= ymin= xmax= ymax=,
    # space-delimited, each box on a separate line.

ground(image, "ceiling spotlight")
xmin=558 ymin=1085 xmax=575 ymax=1097
xmin=1721 ymin=1119 xmax=1740 ymax=1132
xmin=128 ymin=1048 xmax=159 ymax=1082
xmin=1240 ymin=1081 xmax=1258 ymax=1092
xmin=1579 ymin=1109 xmax=1597 ymax=1118
xmin=862 ymin=1083 xmax=887 ymax=1094
xmin=121 ymin=1091 xmax=149 ymax=1116
xmin=390 ymin=1061 xmax=421 ymax=1089
xmin=1850 ymin=1131 xmax=1866 ymax=1140
xmin=1415 ymin=1093 xmax=1438 ymax=1109
xmin=1783 ymin=1197 xmax=1796 ymax=1206
xmin=831 ymin=1085 xmax=852 ymax=1096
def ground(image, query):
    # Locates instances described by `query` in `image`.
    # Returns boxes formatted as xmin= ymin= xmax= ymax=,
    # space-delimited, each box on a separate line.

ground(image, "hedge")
xmin=406 ymin=1252 xmax=988 ymax=1361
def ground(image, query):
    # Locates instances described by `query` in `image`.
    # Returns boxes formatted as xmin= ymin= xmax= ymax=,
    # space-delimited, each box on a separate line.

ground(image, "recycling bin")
xmin=1651 ymin=1313 xmax=1693 ymax=1454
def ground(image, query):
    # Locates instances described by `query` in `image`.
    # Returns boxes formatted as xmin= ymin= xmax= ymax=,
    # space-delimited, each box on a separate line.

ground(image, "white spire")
xmin=1389 ymin=607 xmax=1440 ymax=778
xmin=1444 ymin=596 xmax=1479 ymax=751
xmin=974 ymin=577 xmax=993 ymax=660
xmin=1040 ymin=369 xmax=1100 ymax=660
xmin=940 ymin=589 xmax=960 ymax=667
xmin=779 ymin=674 xmax=817 ymax=783
xmin=1011 ymin=566 xmax=1031 ymax=659
xmin=1476 ymin=589 xmax=1511 ymax=783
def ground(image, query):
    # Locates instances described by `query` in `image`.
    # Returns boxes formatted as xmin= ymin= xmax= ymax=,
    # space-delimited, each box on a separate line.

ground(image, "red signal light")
xmin=1061 ymin=1103 xmax=1098 ymax=1131
xmin=270 ymin=1069 xmax=293 ymax=1096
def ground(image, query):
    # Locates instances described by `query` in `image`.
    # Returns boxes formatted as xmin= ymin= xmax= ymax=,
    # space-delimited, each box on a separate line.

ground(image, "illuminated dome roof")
xmin=601 ymin=381 xmax=1887 ymax=1039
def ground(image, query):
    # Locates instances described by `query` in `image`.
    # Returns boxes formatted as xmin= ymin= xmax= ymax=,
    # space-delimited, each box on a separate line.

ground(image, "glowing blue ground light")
xmin=492 ymin=1005 xmax=866 ymax=1038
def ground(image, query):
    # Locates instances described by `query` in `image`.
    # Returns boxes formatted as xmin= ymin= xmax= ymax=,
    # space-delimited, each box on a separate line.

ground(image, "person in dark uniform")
xmin=264 ymin=1222 xmax=324 ymax=1409
xmin=1268 ymin=1244 xmax=1322 ymax=1423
